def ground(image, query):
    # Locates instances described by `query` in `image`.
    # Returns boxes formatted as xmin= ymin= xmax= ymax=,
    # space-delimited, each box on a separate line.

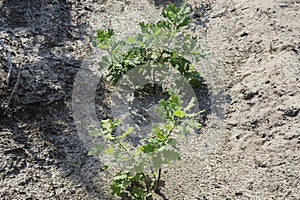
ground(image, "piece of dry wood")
xmin=0 ymin=39 xmax=13 ymax=85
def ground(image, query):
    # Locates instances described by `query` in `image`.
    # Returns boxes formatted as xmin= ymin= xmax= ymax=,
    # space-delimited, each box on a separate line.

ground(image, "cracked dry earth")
xmin=0 ymin=0 xmax=299 ymax=199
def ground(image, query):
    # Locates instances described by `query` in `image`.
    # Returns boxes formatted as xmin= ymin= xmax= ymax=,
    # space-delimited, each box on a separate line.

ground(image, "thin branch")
xmin=6 ymin=70 xmax=21 ymax=109
xmin=155 ymin=168 xmax=162 ymax=192
xmin=0 ymin=39 xmax=13 ymax=85
xmin=115 ymin=139 xmax=135 ymax=162
xmin=164 ymin=124 xmax=177 ymax=143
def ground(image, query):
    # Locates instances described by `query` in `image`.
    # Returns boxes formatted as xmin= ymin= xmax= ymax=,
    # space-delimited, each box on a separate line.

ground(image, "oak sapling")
xmin=88 ymin=94 xmax=203 ymax=199
xmin=88 ymin=2 xmax=206 ymax=199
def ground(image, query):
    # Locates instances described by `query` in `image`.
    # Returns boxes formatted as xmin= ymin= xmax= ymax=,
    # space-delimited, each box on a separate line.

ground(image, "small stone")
xmin=278 ymin=3 xmax=289 ymax=8
xmin=193 ymin=11 xmax=202 ymax=18
xmin=284 ymin=107 xmax=299 ymax=117
xmin=235 ymin=191 xmax=243 ymax=196
xmin=240 ymin=32 xmax=249 ymax=37
xmin=225 ymin=94 xmax=232 ymax=103
xmin=243 ymin=90 xmax=258 ymax=100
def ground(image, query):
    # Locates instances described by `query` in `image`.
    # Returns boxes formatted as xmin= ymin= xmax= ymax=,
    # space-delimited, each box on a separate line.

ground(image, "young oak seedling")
xmin=89 ymin=94 xmax=203 ymax=199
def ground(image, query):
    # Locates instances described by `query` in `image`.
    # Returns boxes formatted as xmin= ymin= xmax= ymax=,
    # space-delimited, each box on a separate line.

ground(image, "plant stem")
xmin=152 ymin=49 xmax=165 ymax=94
xmin=115 ymin=139 xmax=135 ymax=162
xmin=164 ymin=124 xmax=176 ymax=143
xmin=152 ymin=68 xmax=156 ymax=94
xmin=155 ymin=168 xmax=161 ymax=192
xmin=150 ymin=166 xmax=156 ymax=180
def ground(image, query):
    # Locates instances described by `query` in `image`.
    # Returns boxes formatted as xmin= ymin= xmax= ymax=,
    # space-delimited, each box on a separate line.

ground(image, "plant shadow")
xmin=154 ymin=180 xmax=168 ymax=200
xmin=151 ymin=0 xmax=183 ymax=7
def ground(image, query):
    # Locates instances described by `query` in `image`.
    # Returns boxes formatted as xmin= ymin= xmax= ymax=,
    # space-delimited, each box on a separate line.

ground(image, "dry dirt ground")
xmin=0 ymin=0 xmax=299 ymax=199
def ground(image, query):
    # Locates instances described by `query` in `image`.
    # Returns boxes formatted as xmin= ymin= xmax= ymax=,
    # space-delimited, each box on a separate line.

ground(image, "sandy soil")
xmin=0 ymin=0 xmax=299 ymax=199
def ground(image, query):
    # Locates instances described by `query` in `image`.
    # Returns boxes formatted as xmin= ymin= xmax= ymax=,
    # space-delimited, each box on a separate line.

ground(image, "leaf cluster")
xmin=91 ymin=1 xmax=208 ymax=86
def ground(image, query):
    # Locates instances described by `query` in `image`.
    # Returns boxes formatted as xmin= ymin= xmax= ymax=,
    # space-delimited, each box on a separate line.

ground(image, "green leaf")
xmin=100 ymin=118 xmax=121 ymax=131
xmin=117 ymin=127 xmax=133 ymax=139
xmin=104 ymin=133 xmax=114 ymax=140
xmin=114 ymin=173 xmax=128 ymax=180
xmin=110 ymin=172 xmax=129 ymax=195
xmin=111 ymin=44 xmax=119 ymax=55
xmin=154 ymin=29 xmax=161 ymax=36
xmin=96 ymin=28 xmax=115 ymax=43
xmin=126 ymin=36 xmax=134 ymax=43
xmin=159 ymin=99 xmax=168 ymax=108
xmin=156 ymin=131 xmax=165 ymax=141
xmin=169 ymin=94 xmax=182 ymax=108
xmin=140 ymin=143 xmax=156 ymax=154
xmin=184 ymin=119 xmax=201 ymax=128
xmin=97 ymin=43 xmax=109 ymax=50
xmin=152 ymin=153 xmax=163 ymax=170
xmin=164 ymin=123 xmax=174 ymax=130
xmin=134 ymin=158 xmax=146 ymax=173
xmin=152 ymin=124 xmax=160 ymax=132
xmin=162 ymin=149 xmax=181 ymax=163
xmin=88 ymin=144 xmax=105 ymax=156
xmin=174 ymin=110 xmax=186 ymax=118
xmin=131 ymin=185 xmax=144 ymax=198
xmin=102 ymin=55 xmax=110 ymax=64
xmin=180 ymin=125 xmax=194 ymax=135
xmin=162 ymin=2 xmax=191 ymax=30
xmin=130 ymin=173 xmax=144 ymax=182
xmin=101 ymin=165 xmax=109 ymax=170
xmin=111 ymin=148 xmax=122 ymax=163
xmin=110 ymin=183 xmax=122 ymax=195
xmin=167 ymin=138 xmax=178 ymax=146
xmin=184 ymin=97 xmax=196 ymax=112
xmin=139 ymin=21 xmax=147 ymax=28
xmin=89 ymin=128 xmax=102 ymax=137
xmin=100 ymin=119 xmax=111 ymax=129
xmin=114 ymin=118 xmax=121 ymax=126
xmin=104 ymin=145 xmax=114 ymax=154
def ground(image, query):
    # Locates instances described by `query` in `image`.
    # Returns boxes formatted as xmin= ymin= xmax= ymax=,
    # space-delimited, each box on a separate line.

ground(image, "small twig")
xmin=6 ymin=70 xmax=21 ymax=108
xmin=164 ymin=124 xmax=177 ymax=142
xmin=115 ymin=139 xmax=136 ymax=162
xmin=0 ymin=39 xmax=13 ymax=85
xmin=152 ymin=49 xmax=165 ymax=94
